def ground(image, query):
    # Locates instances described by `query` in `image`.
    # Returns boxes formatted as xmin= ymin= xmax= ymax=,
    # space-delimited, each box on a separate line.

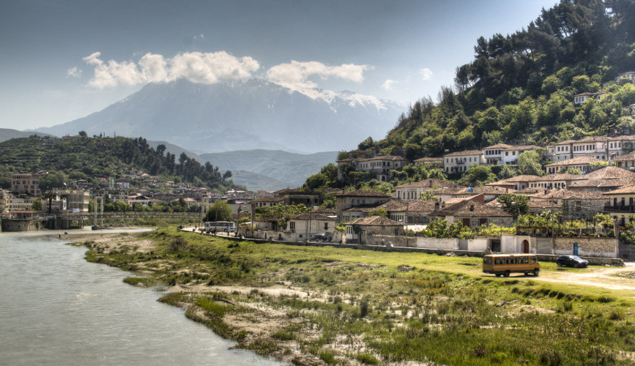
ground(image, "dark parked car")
xmin=556 ymin=255 xmax=589 ymax=268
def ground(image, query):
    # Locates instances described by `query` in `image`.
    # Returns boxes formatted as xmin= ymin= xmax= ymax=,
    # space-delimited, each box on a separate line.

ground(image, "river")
xmin=0 ymin=230 xmax=280 ymax=366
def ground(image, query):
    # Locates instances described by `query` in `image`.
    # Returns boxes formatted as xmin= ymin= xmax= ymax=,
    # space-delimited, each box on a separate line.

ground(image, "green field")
xmin=81 ymin=228 xmax=635 ymax=365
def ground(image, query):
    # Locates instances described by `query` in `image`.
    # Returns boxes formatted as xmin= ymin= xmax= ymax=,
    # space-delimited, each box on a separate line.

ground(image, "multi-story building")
xmin=394 ymin=179 xmax=457 ymax=200
xmin=443 ymin=150 xmax=484 ymax=173
xmin=548 ymin=141 xmax=574 ymax=162
xmin=11 ymin=173 xmax=42 ymax=196
xmin=548 ymin=136 xmax=635 ymax=162
xmin=350 ymin=155 xmax=408 ymax=182
xmin=483 ymin=144 xmax=538 ymax=165
xmin=545 ymin=156 xmax=601 ymax=174
xmin=335 ymin=190 xmax=391 ymax=221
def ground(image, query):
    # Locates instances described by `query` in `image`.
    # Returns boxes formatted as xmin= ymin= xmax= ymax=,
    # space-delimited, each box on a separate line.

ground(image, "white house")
xmin=286 ymin=212 xmax=336 ymax=242
xmin=443 ymin=150 xmax=485 ymax=173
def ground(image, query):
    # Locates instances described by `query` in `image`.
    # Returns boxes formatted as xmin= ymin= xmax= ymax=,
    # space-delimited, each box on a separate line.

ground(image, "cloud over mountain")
xmin=80 ymin=52 xmax=373 ymax=93
xmin=82 ymin=51 xmax=260 ymax=88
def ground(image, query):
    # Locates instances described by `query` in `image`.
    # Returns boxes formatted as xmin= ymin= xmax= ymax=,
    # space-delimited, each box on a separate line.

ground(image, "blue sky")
xmin=0 ymin=0 xmax=559 ymax=130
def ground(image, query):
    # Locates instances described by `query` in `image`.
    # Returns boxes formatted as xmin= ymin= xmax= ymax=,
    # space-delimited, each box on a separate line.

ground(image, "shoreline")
xmin=74 ymin=227 xmax=635 ymax=365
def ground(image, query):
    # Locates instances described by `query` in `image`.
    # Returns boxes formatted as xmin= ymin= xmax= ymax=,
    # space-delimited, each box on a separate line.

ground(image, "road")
xmin=534 ymin=262 xmax=635 ymax=292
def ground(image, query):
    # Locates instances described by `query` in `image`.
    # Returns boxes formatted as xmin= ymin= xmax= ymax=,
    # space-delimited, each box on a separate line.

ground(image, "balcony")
xmin=604 ymin=205 xmax=635 ymax=213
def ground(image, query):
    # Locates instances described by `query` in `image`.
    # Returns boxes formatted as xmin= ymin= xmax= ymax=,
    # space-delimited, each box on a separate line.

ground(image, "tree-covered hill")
xmin=0 ymin=134 xmax=239 ymax=192
xmin=362 ymin=0 xmax=635 ymax=159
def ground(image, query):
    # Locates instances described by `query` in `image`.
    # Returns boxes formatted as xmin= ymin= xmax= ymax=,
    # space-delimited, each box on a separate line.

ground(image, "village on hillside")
xmin=3 ymin=72 xmax=635 ymax=260
xmin=3 ymin=131 xmax=635 ymax=263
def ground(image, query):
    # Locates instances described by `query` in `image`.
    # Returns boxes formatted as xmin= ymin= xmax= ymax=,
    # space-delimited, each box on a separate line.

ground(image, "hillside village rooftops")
xmin=484 ymin=143 xmax=514 ymax=150
xmin=453 ymin=186 xmax=513 ymax=195
xmin=534 ymin=190 xmax=606 ymax=200
xmin=603 ymin=185 xmax=635 ymax=195
xmin=355 ymin=155 xmax=406 ymax=162
xmin=569 ymin=178 xmax=632 ymax=189
xmin=395 ymin=179 xmax=457 ymax=189
xmin=413 ymin=157 xmax=443 ymax=163
xmin=487 ymin=175 xmax=539 ymax=184
xmin=432 ymin=200 xmax=512 ymax=218
xmin=347 ymin=216 xmax=404 ymax=226
xmin=251 ymin=196 xmax=284 ymax=203
xmin=484 ymin=144 xmax=538 ymax=151
xmin=379 ymin=200 xmax=438 ymax=212
xmin=289 ymin=212 xmax=333 ymax=221
xmin=584 ymin=166 xmax=635 ymax=180
xmin=274 ymin=188 xmax=317 ymax=195
xmin=545 ymin=156 xmax=601 ymax=167
xmin=342 ymin=205 xmax=382 ymax=213
xmin=443 ymin=195 xmax=482 ymax=205
xmin=336 ymin=190 xmax=391 ymax=198
xmin=444 ymin=150 xmax=484 ymax=157
xmin=529 ymin=174 xmax=586 ymax=182
xmin=613 ymin=152 xmax=635 ymax=161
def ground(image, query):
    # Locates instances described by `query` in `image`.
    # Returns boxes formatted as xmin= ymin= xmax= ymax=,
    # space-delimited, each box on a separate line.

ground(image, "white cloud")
xmin=266 ymin=60 xmax=372 ymax=89
xmin=420 ymin=68 xmax=433 ymax=81
xmin=66 ymin=67 xmax=82 ymax=78
xmin=82 ymin=51 xmax=260 ymax=88
xmin=382 ymin=79 xmax=398 ymax=90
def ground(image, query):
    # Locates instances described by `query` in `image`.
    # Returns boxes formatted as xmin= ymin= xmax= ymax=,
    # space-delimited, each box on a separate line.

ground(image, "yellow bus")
xmin=483 ymin=254 xmax=540 ymax=277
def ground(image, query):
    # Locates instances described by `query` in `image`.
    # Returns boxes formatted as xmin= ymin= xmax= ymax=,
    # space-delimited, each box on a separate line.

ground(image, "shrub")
xmin=360 ymin=297 xmax=370 ymax=318
xmin=356 ymin=353 xmax=379 ymax=365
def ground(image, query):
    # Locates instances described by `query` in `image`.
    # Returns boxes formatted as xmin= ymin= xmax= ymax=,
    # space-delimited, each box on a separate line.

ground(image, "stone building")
xmin=335 ymin=190 xmax=391 ymax=221
xmin=11 ymin=173 xmax=42 ymax=196
xmin=344 ymin=216 xmax=404 ymax=244
xmin=394 ymin=179 xmax=458 ymax=200
xmin=432 ymin=200 xmax=514 ymax=228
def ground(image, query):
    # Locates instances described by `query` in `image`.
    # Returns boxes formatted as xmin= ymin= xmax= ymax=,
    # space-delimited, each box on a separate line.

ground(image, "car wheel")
xmin=575 ymin=263 xmax=580 ymax=268
xmin=504 ymin=271 xmax=510 ymax=277
xmin=495 ymin=274 xmax=501 ymax=277
xmin=533 ymin=269 xmax=539 ymax=276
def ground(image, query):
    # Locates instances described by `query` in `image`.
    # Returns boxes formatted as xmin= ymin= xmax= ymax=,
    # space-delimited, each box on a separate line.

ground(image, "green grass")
xmin=84 ymin=227 xmax=635 ymax=365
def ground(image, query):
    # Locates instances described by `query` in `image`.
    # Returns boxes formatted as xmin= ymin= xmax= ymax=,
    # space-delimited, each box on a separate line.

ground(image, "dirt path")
xmin=534 ymin=263 xmax=635 ymax=292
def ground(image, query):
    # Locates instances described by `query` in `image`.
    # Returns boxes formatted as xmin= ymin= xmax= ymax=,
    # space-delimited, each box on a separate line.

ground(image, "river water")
xmin=0 ymin=230 xmax=280 ymax=366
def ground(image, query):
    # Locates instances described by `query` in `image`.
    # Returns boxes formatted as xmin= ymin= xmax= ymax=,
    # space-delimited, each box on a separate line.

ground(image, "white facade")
xmin=443 ymin=151 xmax=485 ymax=173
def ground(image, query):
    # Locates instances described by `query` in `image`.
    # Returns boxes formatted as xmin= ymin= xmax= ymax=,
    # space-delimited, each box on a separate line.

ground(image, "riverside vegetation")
xmin=80 ymin=228 xmax=635 ymax=365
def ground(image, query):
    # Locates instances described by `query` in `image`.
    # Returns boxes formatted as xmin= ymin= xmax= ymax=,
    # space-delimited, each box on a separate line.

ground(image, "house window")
xmin=324 ymin=223 xmax=328 ymax=230
xmin=290 ymin=222 xmax=295 ymax=230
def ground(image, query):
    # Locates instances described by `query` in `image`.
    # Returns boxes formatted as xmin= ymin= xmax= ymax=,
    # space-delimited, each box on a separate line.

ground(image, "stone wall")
xmin=618 ymin=243 xmax=635 ymax=260
xmin=553 ymin=237 xmax=618 ymax=258
xmin=2 ymin=219 xmax=40 ymax=232
xmin=562 ymin=199 xmax=606 ymax=220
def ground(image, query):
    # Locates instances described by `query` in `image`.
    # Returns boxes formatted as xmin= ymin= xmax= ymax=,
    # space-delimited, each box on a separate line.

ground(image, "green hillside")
xmin=361 ymin=0 xmax=635 ymax=159
xmin=0 ymin=135 xmax=239 ymax=192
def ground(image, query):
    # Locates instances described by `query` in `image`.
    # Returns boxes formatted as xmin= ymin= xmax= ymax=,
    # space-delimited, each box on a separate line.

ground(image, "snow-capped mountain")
xmin=36 ymin=78 xmax=407 ymax=153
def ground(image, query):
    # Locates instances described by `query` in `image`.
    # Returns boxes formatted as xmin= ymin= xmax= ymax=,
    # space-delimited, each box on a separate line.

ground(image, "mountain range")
xmin=36 ymin=78 xmax=406 ymax=154
xmin=199 ymin=149 xmax=338 ymax=191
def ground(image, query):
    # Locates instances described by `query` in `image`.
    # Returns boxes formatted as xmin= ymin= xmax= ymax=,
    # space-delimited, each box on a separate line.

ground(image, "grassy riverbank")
xmin=80 ymin=228 xmax=635 ymax=365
